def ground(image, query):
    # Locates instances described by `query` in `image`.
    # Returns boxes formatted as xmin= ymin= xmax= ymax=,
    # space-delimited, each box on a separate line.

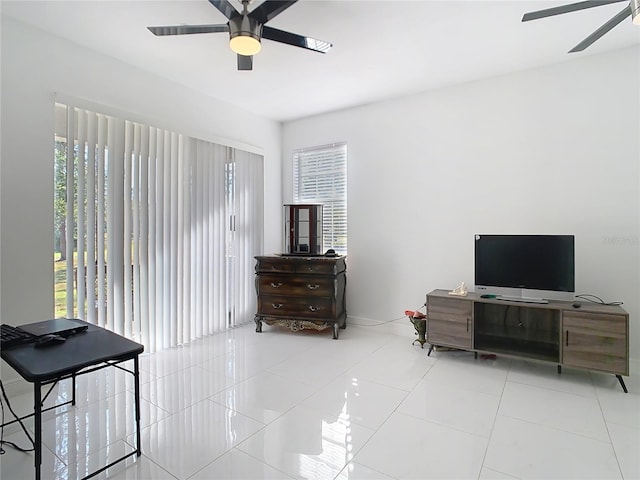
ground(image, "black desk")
xmin=1 ymin=320 xmax=144 ymax=480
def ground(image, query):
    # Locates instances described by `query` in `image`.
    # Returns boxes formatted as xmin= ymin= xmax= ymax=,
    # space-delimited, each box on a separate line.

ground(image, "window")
xmin=293 ymin=143 xmax=347 ymax=254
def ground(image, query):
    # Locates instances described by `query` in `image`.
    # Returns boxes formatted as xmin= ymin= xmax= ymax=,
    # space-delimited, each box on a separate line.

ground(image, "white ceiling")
xmin=3 ymin=0 xmax=640 ymax=122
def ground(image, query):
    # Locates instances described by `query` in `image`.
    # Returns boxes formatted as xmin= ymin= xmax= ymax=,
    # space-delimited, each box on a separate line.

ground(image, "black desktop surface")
xmin=1 ymin=321 xmax=144 ymax=382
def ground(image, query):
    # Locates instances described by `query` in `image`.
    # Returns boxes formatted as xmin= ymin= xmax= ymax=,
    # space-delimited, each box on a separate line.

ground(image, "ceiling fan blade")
xmin=147 ymin=24 xmax=229 ymax=36
xmin=569 ymin=6 xmax=631 ymax=51
xmin=249 ymin=1 xmax=298 ymax=24
xmin=237 ymin=54 xmax=253 ymax=71
xmin=262 ymin=26 xmax=332 ymax=53
xmin=522 ymin=0 xmax=627 ymax=22
xmin=208 ymin=0 xmax=239 ymax=20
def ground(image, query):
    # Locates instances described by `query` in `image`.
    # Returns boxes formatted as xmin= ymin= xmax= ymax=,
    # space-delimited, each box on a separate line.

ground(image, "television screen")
xmin=474 ymin=235 xmax=575 ymax=297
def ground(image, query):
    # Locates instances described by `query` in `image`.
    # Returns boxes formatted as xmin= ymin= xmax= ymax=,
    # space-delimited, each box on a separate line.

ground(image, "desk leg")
xmin=34 ymin=381 xmax=42 ymax=480
xmin=134 ymin=356 xmax=142 ymax=456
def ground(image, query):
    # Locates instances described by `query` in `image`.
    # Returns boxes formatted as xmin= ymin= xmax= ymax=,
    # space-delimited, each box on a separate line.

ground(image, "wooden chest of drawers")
xmin=254 ymin=255 xmax=347 ymax=339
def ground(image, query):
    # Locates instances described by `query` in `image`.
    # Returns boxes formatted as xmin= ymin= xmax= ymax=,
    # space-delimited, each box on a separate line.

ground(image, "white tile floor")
xmin=1 ymin=321 xmax=639 ymax=480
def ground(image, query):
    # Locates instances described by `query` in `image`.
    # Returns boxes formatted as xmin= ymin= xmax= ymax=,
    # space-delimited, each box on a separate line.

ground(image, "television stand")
xmin=426 ymin=289 xmax=629 ymax=392
xmin=496 ymin=295 xmax=548 ymax=304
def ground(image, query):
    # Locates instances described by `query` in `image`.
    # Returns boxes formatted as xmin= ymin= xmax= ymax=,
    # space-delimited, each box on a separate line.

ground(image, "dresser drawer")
xmin=294 ymin=261 xmax=337 ymax=275
xmin=257 ymin=275 xmax=334 ymax=297
xmin=258 ymin=295 xmax=333 ymax=319
xmin=256 ymin=259 xmax=295 ymax=273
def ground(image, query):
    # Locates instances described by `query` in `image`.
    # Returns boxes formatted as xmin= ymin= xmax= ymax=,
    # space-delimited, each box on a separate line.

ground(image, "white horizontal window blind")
xmin=293 ymin=143 xmax=347 ymax=254
xmin=54 ymin=103 xmax=263 ymax=352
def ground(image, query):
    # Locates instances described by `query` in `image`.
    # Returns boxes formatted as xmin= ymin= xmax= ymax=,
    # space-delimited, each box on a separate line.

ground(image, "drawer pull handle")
xmin=270 ymin=282 xmax=283 ymax=288
xmin=307 ymin=267 xmax=315 ymax=271
xmin=566 ymin=331 xmax=569 ymax=346
xmin=308 ymin=305 xmax=320 ymax=312
xmin=307 ymin=284 xmax=320 ymax=290
xmin=272 ymin=303 xmax=284 ymax=309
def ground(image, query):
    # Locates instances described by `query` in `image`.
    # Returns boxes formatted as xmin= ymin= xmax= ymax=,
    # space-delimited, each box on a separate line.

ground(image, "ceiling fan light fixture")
xmin=230 ymin=35 xmax=261 ymax=55
xmin=229 ymin=16 xmax=262 ymax=56
xmin=632 ymin=0 xmax=640 ymax=25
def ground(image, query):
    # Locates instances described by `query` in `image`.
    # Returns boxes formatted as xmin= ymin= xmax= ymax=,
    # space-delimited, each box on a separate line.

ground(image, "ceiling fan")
xmin=522 ymin=0 xmax=640 ymax=52
xmin=147 ymin=0 xmax=332 ymax=71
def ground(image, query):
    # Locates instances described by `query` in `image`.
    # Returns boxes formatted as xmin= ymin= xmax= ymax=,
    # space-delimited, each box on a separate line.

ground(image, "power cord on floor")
xmin=575 ymin=293 xmax=623 ymax=306
xmin=354 ymin=302 xmax=427 ymax=327
xmin=0 ymin=379 xmax=35 ymax=454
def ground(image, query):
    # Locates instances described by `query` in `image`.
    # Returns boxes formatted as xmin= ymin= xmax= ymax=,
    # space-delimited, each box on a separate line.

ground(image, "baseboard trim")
xmin=630 ymin=358 xmax=640 ymax=376
xmin=346 ymin=315 xmax=414 ymax=339
xmin=346 ymin=315 xmax=382 ymax=326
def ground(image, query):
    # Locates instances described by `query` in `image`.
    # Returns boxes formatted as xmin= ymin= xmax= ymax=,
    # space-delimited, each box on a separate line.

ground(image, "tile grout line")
xmin=477 ymin=358 xmax=512 ymax=480
xmin=335 ymin=350 xmax=436 ymax=480
xmin=591 ymin=371 xmax=627 ymax=479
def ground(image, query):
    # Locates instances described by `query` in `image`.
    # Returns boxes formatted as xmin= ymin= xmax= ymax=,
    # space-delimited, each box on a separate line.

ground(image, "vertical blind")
xmin=293 ymin=142 xmax=347 ymax=254
xmin=57 ymin=103 xmax=263 ymax=352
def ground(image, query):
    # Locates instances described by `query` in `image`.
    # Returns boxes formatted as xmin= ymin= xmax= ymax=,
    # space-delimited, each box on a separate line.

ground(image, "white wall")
xmin=282 ymin=47 xmax=640 ymax=362
xmin=0 ymin=16 xmax=282 ymax=384
xmin=2 ymin=13 xmax=639 ymax=376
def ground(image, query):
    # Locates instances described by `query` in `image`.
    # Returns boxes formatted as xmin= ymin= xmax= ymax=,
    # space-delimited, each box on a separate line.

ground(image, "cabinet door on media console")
xmin=562 ymin=310 xmax=628 ymax=376
xmin=427 ymin=295 xmax=473 ymax=350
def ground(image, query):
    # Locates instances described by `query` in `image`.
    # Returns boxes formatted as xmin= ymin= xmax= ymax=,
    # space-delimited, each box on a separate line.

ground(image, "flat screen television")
xmin=474 ymin=234 xmax=575 ymax=303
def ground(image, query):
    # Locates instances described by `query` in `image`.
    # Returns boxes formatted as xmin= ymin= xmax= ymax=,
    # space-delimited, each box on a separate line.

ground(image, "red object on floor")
xmin=480 ymin=354 xmax=497 ymax=360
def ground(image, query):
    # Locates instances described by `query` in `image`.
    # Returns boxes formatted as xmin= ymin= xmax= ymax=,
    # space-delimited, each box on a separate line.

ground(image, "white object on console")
xmin=449 ymin=282 xmax=468 ymax=296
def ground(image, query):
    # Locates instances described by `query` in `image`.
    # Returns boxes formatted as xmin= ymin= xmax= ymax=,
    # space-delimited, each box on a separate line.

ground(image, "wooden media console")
xmin=426 ymin=289 xmax=629 ymax=392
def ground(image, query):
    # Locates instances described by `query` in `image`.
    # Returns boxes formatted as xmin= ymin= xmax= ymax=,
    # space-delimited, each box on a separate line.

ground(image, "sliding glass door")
xmin=53 ymin=103 xmax=263 ymax=352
